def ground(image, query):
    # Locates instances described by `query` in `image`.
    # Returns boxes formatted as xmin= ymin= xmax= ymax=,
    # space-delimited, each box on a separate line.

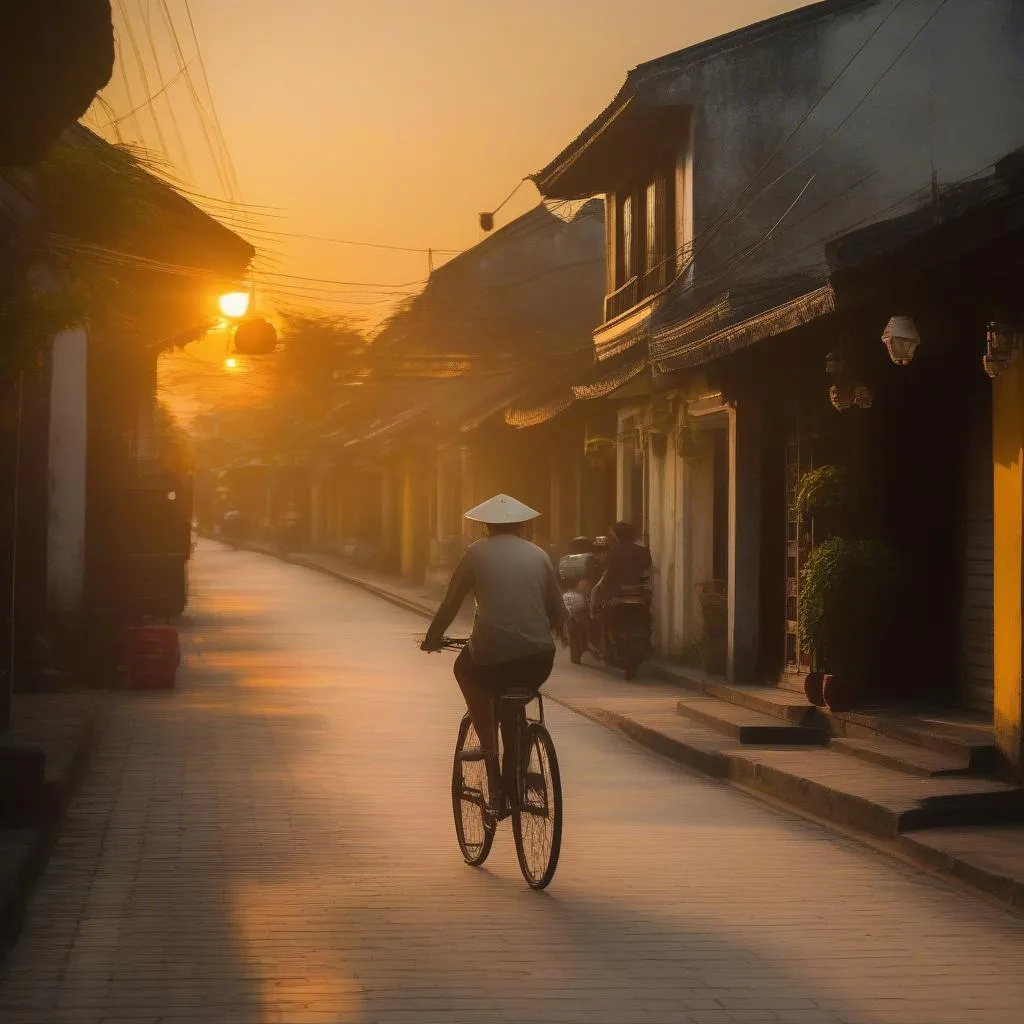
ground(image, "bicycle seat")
xmin=498 ymin=688 xmax=538 ymax=704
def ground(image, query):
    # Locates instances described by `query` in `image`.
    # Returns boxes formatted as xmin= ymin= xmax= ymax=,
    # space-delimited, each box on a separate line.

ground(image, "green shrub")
xmin=799 ymin=536 xmax=900 ymax=680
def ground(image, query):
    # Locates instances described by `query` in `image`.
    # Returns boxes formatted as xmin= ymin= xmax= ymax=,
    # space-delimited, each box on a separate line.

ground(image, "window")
xmin=607 ymin=154 xmax=677 ymax=321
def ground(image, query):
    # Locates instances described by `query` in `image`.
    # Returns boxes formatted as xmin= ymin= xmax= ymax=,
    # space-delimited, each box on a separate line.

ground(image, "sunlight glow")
xmin=225 ymin=357 xmax=239 ymax=369
xmin=219 ymin=291 xmax=251 ymax=319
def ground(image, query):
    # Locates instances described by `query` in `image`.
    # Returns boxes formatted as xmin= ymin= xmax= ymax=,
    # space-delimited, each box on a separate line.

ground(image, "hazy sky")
xmin=99 ymin=1 xmax=815 ymax=327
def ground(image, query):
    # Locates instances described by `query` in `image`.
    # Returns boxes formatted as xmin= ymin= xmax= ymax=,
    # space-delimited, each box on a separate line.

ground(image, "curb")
xmin=239 ymin=540 xmax=1024 ymax=915
xmin=0 ymin=705 xmax=102 ymax=962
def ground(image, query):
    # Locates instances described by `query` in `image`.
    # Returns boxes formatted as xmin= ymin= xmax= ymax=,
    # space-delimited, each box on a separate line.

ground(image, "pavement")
xmin=251 ymin=542 xmax=1024 ymax=913
xmin=0 ymin=541 xmax=1023 ymax=1023
xmin=0 ymin=693 xmax=100 ymax=959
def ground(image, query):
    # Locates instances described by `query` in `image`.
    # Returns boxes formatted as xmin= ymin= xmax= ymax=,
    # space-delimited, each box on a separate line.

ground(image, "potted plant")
xmin=798 ymin=537 xmax=900 ymax=711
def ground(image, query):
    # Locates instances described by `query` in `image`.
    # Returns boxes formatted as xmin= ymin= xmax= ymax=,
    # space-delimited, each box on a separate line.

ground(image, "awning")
xmin=504 ymin=391 xmax=575 ymax=429
xmin=571 ymin=357 xmax=647 ymax=400
xmin=649 ymin=274 xmax=835 ymax=373
xmin=594 ymin=314 xmax=651 ymax=363
xmin=344 ymin=400 xmax=432 ymax=448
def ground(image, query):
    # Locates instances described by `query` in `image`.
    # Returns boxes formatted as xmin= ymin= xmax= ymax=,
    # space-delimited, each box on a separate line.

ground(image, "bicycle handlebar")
xmin=417 ymin=635 xmax=468 ymax=650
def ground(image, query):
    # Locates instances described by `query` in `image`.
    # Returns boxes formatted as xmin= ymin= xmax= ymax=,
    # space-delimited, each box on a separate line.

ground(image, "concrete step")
xmin=574 ymin=699 xmax=1024 ymax=839
xmin=675 ymin=696 xmax=827 ymax=745
xmin=829 ymin=736 xmax=972 ymax=778
xmin=821 ymin=708 xmax=997 ymax=771
xmin=703 ymin=681 xmax=816 ymax=725
xmin=649 ymin=662 xmax=998 ymax=771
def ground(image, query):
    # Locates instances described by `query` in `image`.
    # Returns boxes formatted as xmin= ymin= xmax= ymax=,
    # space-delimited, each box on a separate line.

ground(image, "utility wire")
xmin=140 ymin=0 xmax=195 ymax=179
xmin=116 ymin=0 xmax=170 ymax=156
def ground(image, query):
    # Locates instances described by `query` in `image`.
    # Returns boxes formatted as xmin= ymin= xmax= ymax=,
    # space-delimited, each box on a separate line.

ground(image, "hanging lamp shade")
xmin=881 ymin=316 xmax=921 ymax=366
xmin=233 ymin=317 xmax=278 ymax=356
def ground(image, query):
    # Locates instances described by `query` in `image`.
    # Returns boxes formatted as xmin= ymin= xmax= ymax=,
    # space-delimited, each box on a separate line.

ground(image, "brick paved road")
xmin=1 ymin=542 xmax=1022 ymax=1024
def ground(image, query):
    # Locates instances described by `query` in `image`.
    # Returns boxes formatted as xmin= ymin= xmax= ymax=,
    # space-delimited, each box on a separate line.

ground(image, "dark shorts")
xmin=454 ymin=647 xmax=555 ymax=696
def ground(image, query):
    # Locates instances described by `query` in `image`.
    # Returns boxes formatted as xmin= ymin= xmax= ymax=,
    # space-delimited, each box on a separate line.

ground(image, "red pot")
xmin=803 ymin=672 xmax=826 ymax=707
xmin=821 ymin=674 xmax=859 ymax=713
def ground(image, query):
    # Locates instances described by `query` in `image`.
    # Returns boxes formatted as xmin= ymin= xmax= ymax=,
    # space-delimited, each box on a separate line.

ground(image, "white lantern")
xmin=983 ymin=321 xmax=1020 ymax=378
xmin=882 ymin=316 xmax=920 ymax=366
xmin=853 ymin=385 xmax=873 ymax=409
xmin=829 ymin=384 xmax=855 ymax=412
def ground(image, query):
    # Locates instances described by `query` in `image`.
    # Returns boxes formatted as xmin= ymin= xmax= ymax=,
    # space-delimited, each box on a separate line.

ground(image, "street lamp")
xmin=881 ymin=316 xmax=921 ymax=366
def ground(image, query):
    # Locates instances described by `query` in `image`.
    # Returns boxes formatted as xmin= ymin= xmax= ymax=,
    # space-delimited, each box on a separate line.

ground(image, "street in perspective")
xmin=2 ymin=1 xmax=1024 ymax=1023
xmin=2 ymin=544 xmax=1023 ymax=1024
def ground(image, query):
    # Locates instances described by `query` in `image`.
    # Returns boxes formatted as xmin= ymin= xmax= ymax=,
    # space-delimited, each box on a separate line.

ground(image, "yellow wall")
xmin=992 ymin=357 xmax=1024 ymax=779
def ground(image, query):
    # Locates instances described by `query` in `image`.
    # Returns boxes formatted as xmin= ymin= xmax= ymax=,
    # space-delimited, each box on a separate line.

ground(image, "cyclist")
xmin=422 ymin=493 xmax=566 ymax=816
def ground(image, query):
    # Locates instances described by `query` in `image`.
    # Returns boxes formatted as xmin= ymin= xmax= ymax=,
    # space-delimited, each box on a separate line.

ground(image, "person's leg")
xmin=454 ymin=649 xmax=502 ymax=806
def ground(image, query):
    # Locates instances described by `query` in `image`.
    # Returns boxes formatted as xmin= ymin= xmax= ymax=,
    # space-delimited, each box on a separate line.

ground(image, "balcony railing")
xmin=604 ymin=276 xmax=639 ymax=322
xmin=603 ymin=263 xmax=671 ymax=324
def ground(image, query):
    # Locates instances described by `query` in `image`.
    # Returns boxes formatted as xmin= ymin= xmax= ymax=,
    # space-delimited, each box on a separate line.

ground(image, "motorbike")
xmin=558 ymin=540 xmax=652 ymax=681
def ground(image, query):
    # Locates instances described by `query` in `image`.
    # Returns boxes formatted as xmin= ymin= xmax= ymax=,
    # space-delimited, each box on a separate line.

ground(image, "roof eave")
xmin=532 ymin=88 xmax=636 ymax=199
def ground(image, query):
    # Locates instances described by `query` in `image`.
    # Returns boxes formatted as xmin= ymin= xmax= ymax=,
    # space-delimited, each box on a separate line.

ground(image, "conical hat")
xmin=464 ymin=493 xmax=540 ymax=524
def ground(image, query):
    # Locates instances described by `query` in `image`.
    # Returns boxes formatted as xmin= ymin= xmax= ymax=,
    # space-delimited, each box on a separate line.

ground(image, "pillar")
xmin=728 ymin=398 xmax=761 ymax=683
xmin=47 ymin=327 xmax=87 ymax=622
xmin=992 ymin=358 xmax=1024 ymax=780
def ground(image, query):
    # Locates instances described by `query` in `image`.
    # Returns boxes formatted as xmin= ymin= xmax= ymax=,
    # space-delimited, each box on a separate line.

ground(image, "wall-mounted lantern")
xmin=881 ymin=316 xmax=921 ymax=366
xmin=829 ymin=383 xmax=855 ymax=412
xmin=982 ymin=320 xmax=1022 ymax=379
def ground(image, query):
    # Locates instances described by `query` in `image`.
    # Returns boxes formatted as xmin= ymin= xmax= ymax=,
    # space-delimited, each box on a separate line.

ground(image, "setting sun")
xmin=224 ymin=357 xmax=239 ymax=369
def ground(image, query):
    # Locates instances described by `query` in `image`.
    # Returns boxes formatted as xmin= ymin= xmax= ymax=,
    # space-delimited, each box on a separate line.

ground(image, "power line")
xmin=104 ymin=58 xmax=192 ymax=129
xmin=157 ymin=0 xmax=234 ymax=201
xmin=644 ymin=0 xmax=953 ymax=286
xmin=139 ymin=0 xmax=195 ymax=179
xmin=181 ymin=0 xmax=244 ymax=202
xmin=115 ymin=0 xmax=170 ymax=156
xmin=693 ymin=0 xmax=910 ymax=252
xmin=247 ymin=228 xmax=463 ymax=255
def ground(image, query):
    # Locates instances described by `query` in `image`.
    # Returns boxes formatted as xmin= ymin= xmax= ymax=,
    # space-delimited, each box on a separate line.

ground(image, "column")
xmin=728 ymin=398 xmax=762 ymax=683
xmin=992 ymin=358 xmax=1024 ymax=780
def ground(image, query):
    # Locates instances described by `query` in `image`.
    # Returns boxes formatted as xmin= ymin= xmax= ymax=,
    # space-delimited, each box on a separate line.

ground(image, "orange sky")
xmin=94 ymin=0 xmax=814 ymax=332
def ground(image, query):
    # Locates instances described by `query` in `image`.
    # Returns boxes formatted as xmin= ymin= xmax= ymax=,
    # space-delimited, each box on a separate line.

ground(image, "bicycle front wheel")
xmin=452 ymin=712 xmax=496 ymax=866
xmin=512 ymin=722 xmax=563 ymax=889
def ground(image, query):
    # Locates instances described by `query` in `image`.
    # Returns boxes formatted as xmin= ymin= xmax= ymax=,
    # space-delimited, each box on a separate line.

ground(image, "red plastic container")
xmin=124 ymin=626 xmax=180 ymax=689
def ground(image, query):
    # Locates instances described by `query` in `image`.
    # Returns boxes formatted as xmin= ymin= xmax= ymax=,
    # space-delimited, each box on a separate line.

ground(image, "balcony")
xmin=604 ymin=276 xmax=640 ymax=322
xmin=603 ymin=263 xmax=671 ymax=324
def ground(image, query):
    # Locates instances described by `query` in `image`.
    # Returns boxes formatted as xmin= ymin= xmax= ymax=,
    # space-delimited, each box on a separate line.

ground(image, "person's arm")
xmin=423 ymin=553 xmax=474 ymax=650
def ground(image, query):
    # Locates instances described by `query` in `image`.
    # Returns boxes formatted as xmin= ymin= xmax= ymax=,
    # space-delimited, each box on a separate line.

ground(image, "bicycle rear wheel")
xmin=452 ymin=712 xmax=496 ymax=866
xmin=512 ymin=722 xmax=563 ymax=889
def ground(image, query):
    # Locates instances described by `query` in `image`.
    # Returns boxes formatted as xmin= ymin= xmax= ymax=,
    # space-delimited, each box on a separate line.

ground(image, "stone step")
xmin=703 ymin=681 xmax=816 ymax=725
xmin=654 ymin=667 xmax=998 ymax=771
xmin=675 ymin=696 xmax=827 ymax=745
xmin=580 ymin=701 xmax=1024 ymax=839
xmin=822 ymin=709 xmax=997 ymax=770
xmin=829 ymin=736 xmax=972 ymax=777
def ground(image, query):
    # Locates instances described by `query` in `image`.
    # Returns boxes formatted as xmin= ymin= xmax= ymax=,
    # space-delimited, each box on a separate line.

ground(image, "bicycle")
xmin=433 ymin=637 xmax=563 ymax=890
